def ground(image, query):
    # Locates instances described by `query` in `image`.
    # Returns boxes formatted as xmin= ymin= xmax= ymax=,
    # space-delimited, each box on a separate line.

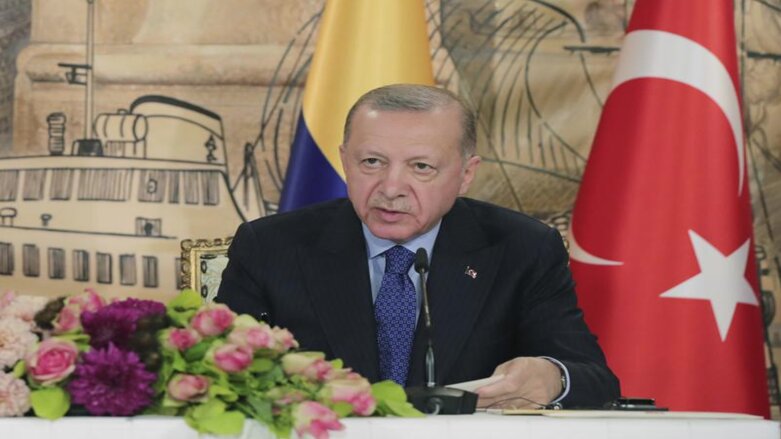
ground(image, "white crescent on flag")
xmin=570 ymin=29 xmax=744 ymax=266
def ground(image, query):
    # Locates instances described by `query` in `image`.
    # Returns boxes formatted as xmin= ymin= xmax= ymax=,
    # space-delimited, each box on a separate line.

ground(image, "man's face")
xmin=340 ymin=105 xmax=480 ymax=243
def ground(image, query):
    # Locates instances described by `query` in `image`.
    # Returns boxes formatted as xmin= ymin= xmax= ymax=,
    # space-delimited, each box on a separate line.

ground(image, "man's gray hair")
xmin=343 ymin=84 xmax=477 ymax=157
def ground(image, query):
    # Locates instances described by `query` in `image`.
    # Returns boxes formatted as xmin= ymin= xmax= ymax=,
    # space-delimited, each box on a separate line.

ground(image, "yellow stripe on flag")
xmin=303 ymin=0 xmax=435 ymax=180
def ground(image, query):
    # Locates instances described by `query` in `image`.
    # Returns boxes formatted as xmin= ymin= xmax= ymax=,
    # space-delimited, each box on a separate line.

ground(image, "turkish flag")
xmin=570 ymin=0 xmax=769 ymax=416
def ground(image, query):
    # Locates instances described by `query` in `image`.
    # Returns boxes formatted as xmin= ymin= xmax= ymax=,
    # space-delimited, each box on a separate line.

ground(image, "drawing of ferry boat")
xmin=0 ymin=0 xmax=270 ymax=300
xmin=0 ymin=94 xmax=264 ymax=301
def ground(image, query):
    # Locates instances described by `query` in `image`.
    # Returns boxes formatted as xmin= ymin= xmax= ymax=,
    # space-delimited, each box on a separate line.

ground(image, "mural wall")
xmin=1 ymin=0 xmax=781 ymax=410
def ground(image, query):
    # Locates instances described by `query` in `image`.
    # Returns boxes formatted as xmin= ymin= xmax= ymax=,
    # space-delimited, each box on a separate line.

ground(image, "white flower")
xmin=0 ymin=317 xmax=38 ymax=368
xmin=0 ymin=371 xmax=31 ymax=416
xmin=0 ymin=292 xmax=47 ymax=325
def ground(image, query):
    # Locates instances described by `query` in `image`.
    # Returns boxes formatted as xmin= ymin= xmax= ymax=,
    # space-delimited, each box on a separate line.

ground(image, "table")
xmin=0 ymin=412 xmax=777 ymax=439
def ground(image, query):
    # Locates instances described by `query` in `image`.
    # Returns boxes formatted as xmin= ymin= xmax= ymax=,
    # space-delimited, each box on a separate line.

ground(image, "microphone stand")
xmin=404 ymin=248 xmax=477 ymax=415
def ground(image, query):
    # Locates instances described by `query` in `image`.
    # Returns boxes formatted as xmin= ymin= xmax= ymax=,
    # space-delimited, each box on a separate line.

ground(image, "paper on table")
xmin=445 ymin=374 xmax=505 ymax=393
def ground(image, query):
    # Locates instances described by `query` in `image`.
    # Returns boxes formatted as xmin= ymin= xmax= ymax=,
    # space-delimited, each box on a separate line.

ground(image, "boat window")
xmin=143 ymin=256 xmax=158 ymax=288
xmin=0 ymin=243 xmax=13 ymax=275
xmin=22 ymin=170 xmax=46 ymax=201
xmin=50 ymin=170 xmax=74 ymax=200
xmin=73 ymin=250 xmax=89 ymax=282
xmin=48 ymin=248 xmax=65 ymax=279
xmin=77 ymin=169 xmax=133 ymax=201
xmin=97 ymin=252 xmax=112 ymax=284
xmin=138 ymin=170 xmax=167 ymax=203
xmin=22 ymin=244 xmax=39 ymax=277
xmin=120 ymin=254 xmax=136 ymax=285
xmin=135 ymin=217 xmax=162 ymax=237
xmin=0 ymin=171 xmax=19 ymax=201
xmin=201 ymin=171 xmax=220 ymax=206
xmin=183 ymin=171 xmax=199 ymax=204
xmin=168 ymin=171 xmax=180 ymax=204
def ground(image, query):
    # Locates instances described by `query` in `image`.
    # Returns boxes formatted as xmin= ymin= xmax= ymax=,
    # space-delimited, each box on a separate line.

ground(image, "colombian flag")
xmin=279 ymin=0 xmax=435 ymax=211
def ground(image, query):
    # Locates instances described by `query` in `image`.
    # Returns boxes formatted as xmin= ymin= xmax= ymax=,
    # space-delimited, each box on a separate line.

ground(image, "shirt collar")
xmin=362 ymin=221 xmax=442 ymax=260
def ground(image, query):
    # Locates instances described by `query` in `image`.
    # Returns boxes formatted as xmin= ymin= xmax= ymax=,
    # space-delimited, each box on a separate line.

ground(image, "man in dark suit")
xmin=217 ymin=84 xmax=620 ymax=409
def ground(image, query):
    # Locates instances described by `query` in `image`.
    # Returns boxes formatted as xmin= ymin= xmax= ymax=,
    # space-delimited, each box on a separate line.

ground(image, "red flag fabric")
xmin=570 ymin=0 xmax=769 ymax=416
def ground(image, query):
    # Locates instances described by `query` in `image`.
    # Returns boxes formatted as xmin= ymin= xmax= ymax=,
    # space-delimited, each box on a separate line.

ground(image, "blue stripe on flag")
xmin=279 ymin=114 xmax=347 ymax=212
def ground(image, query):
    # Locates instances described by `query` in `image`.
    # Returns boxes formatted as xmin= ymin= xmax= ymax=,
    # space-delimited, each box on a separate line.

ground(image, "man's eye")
xmin=362 ymin=158 xmax=382 ymax=167
xmin=413 ymin=162 xmax=434 ymax=172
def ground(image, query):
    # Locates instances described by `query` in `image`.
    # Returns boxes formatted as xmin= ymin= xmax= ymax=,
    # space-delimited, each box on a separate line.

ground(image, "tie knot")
xmin=384 ymin=245 xmax=415 ymax=274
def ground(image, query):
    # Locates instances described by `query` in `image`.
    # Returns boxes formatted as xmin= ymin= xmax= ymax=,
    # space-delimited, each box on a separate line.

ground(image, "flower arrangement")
xmin=0 ymin=289 xmax=421 ymax=438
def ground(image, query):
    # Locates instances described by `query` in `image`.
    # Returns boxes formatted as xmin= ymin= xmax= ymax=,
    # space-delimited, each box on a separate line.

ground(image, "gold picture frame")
xmin=180 ymin=237 xmax=232 ymax=303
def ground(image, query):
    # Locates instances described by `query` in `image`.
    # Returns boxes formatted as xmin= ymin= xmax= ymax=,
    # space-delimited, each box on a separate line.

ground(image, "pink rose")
xmin=0 ymin=291 xmax=14 ymax=309
xmin=272 ymin=327 xmax=299 ymax=352
xmin=321 ymin=376 xmax=376 ymax=416
xmin=53 ymin=304 xmax=82 ymax=334
xmin=166 ymin=328 xmax=201 ymax=351
xmin=26 ymin=338 xmax=79 ymax=385
xmin=212 ymin=344 xmax=253 ymax=373
xmin=167 ymin=374 xmax=210 ymax=402
xmin=293 ymin=401 xmax=343 ymax=439
xmin=266 ymin=387 xmax=308 ymax=406
xmin=0 ymin=371 xmax=31 ymax=416
xmin=281 ymin=352 xmax=333 ymax=381
xmin=66 ymin=289 xmax=105 ymax=313
xmin=228 ymin=323 xmax=275 ymax=351
xmin=191 ymin=304 xmax=236 ymax=337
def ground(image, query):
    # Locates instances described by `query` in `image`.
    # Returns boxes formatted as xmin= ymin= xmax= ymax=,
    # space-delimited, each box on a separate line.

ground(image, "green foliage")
xmin=371 ymin=381 xmax=424 ymax=417
xmin=184 ymin=399 xmax=245 ymax=436
xmin=30 ymin=387 xmax=70 ymax=420
xmin=166 ymin=289 xmax=203 ymax=327
xmin=11 ymin=359 xmax=26 ymax=378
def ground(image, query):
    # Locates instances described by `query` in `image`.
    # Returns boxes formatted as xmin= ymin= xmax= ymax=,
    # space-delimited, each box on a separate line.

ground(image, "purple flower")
xmin=67 ymin=343 xmax=156 ymax=416
xmin=81 ymin=298 xmax=165 ymax=349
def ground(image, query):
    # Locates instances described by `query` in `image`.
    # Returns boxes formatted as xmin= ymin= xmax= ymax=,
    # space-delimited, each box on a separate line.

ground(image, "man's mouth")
xmin=374 ymin=207 xmax=406 ymax=222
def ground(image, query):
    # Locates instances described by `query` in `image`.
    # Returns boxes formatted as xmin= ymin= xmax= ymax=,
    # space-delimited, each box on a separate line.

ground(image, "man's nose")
xmin=378 ymin=166 xmax=408 ymax=198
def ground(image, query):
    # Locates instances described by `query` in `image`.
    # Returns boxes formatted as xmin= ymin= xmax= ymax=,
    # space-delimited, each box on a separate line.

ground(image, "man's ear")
xmin=459 ymin=155 xmax=481 ymax=195
xmin=339 ymin=144 xmax=347 ymax=174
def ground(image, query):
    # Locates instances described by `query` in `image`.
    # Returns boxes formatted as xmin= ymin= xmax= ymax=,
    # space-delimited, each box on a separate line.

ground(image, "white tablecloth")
xmin=0 ymin=412 xmax=777 ymax=439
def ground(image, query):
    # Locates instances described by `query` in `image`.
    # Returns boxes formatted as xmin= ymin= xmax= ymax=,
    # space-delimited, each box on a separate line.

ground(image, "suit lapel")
xmin=298 ymin=202 xmax=380 ymax=381
xmin=409 ymin=199 xmax=505 ymax=384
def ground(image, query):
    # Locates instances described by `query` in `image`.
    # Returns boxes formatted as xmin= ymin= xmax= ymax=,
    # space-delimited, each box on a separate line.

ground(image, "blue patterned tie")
xmin=374 ymin=245 xmax=417 ymax=385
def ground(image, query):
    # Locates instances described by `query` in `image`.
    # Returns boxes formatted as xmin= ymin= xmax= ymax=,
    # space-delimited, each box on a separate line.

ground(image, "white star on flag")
xmin=660 ymin=230 xmax=759 ymax=342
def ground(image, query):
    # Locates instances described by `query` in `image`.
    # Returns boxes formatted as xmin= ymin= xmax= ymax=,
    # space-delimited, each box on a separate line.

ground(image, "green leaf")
xmin=183 ymin=340 xmax=212 ymax=362
xmin=160 ymin=394 xmax=186 ymax=408
xmin=209 ymin=383 xmax=238 ymax=402
xmin=199 ymin=398 xmax=229 ymax=417
xmin=53 ymin=333 xmax=91 ymax=350
xmin=11 ymin=360 xmax=25 ymax=378
xmin=371 ymin=380 xmax=407 ymax=402
xmin=329 ymin=358 xmax=344 ymax=370
xmin=248 ymin=358 xmax=274 ymax=373
xmin=30 ymin=387 xmax=70 ymax=420
xmin=377 ymin=399 xmax=424 ymax=418
xmin=198 ymin=411 xmax=245 ymax=436
xmin=246 ymin=395 xmax=273 ymax=424
xmin=332 ymin=401 xmax=354 ymax=417
xmin=170 ymin=288 xmax=204 ymax=309
xmin=184 ymin=401 xmax=245 ymax=436
xmin=371 ymin=381 xmax=423 ymax=417
xmin=167 ymin=289 xmax=203 ymax=327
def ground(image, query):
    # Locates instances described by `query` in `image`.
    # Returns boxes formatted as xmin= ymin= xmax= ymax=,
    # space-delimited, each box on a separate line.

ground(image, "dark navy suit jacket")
xmin=217 ymin=198 xmax=620 ymax=408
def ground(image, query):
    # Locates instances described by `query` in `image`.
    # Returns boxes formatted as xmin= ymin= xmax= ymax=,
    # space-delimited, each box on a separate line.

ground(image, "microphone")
xmin=404 ymin=248 xmax=477 ymax=415
xmin=414 ymin=248 xmax=435 ymax=388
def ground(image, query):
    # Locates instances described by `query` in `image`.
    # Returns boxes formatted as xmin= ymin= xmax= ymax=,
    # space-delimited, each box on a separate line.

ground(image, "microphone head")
xmin=415 ymin=248 xmax=429 ymax=273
